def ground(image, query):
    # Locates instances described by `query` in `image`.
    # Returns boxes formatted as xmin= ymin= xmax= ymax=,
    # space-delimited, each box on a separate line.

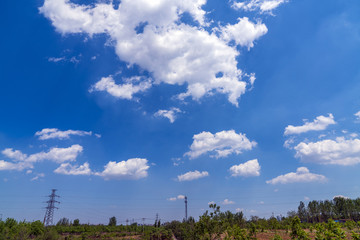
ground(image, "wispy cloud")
xmin=31 ymin=173 xmax=45 ymax=181
xmin=222 ymin=199 xmax=235 ymax=205
xmin=35 ymin=128 xmax=93 ymax=140
xmin=167 ymin=195 xmax=186 ymax=201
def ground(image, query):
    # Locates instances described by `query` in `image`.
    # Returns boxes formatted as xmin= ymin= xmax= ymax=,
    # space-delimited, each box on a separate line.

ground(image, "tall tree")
xmin=108 ymin=216 xmax=117 ymax=226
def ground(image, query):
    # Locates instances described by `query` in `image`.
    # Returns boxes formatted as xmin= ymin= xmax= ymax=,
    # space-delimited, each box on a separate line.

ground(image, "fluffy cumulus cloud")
xmin=294 ymin=137 xmax=360 ymax=165
xmin=54 ymin=162 xmax=92 ymax=175
xmin=266 ymin=167 xmax=327 ymax=184
xmin=154 ymin=108 xmax=182 ymax=123
xmin=96 ymin=158 xmax=150 ymax=180
xmin=1 ymin=144 xmax=151 ymax=181
xmin=89 ymin=76 xmax=152 ymax=100
xmin=35 ymin=128 xmax=92 ymax=140
xmin=39 ymin=0 xmax=272 ymax=106
xmin=220 ymin=17 xmax=267 ymax=49
xmin=0 ymin=145 xmax=83 ymax=171
xmin=284 ymin=114 xmax=336 ymax=135
xmin=26 ymin=145 xmax=83 ymax=163
xmin=185 ymin=130 xmax=256 ymax=159
xmin=232 ymin=0 xmax=287 ymax=13
xmin=229 ymin=159 xmax=260 ymax=177
xmin=0 ymin=160 xmax=27 ymax=171
xmin=177 ymin=170 xmax=209 ymax=181
xmin=2 ymin=149 xmax=27 ymax=161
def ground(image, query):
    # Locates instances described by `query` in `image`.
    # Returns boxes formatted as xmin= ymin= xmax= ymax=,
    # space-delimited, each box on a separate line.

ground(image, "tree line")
xmin=296 ymin=197 xmax=360 ymax=223
xmin=2 ymin=196 xmax=360 ymax=239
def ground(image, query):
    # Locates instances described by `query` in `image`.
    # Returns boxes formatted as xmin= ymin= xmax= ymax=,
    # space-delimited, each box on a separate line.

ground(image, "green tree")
xmin=30 ymin=220 xmax=45 ymax=236
xmin=108 ymin=216 xmax=117 ymax=226
xmin=290 ymin=216 xmax=309 ymax=240
xmin=298 ymin=201 xmax=307 ymax=223
xmin=57 ymin=217 xmax=70 ymax=226
xmin=73 ymin=219 xmax=80 ymax=226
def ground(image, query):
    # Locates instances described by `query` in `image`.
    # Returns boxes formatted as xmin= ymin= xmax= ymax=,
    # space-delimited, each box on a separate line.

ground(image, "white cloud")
xmin=177 ymin=195 xmax=186 ymax=199
xmin=220 ymin=17 xmax=268 ymax=49
xmin=208 ymin=201 xmax=215 ymax=205
xmin=54 ymin=162 xmax=92 ymax=175
xmin=154 ymin=108 xmax=182 ymax=123
xmin=0 ymin=145 xmax=83 ymax=171
xmin=48 ymin=56 xmax=66 ymax=62
xmin=284 ymin=114 xmax=336 ymax=135
xmin=350 ymin=133 xmax=358 ymax=138
xmin=96 ymin=158 xmax=149 ymax=180
xmin=48 ymin=55 xmax=80 ymax=63
xmin=266 ymin=167 xmax=327 ymax=184
xmin=304 ymin=196 xmax=310 ymax=201
xmin=232 ymin=0 xmax=287 ymax=13
xmin=0 ymin=160 xmax=28 ymax=171
xmin=35 ymin=128 xmax=92 ymax=140
xmin=185 ymin=130 xmax=256 ymax=159
xmin=294 ymin=137 xmax=360 ymax=165
xmin=355 ymin=111 xmax=360 ymax=120
xmin=177 ymin=170 xmax=209 ymax=181
xmin=90 ymin=76 xmax=152 ymax=100
xmin=39 ymin=0 xmax=269 ymax=106
xmin=222 ymin=199 xmax=235 ymax=205
xmin=229 ymin=159 xmax=260 ymax=177
xmin=31 ymin=173 xmax=45 ymax=181
xmin=26 ymin=145 xmax=83 ymax=163
xmin=167 ymin=194 xmax=185 ymax=201
xmin=284 ymin=137 xmax=295 ymax=149
xmin=2 ymin=148 xmax=27 ymax=161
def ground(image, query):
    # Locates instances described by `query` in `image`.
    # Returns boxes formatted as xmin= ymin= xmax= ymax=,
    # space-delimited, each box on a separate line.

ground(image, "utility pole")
xmin=43 ymin=189 xmax=60 ymax=226
xmin=185 ymin=196 xmax=188 ymax=221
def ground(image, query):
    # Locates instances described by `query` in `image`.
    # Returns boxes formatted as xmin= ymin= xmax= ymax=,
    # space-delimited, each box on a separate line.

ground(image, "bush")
xmin=31 ymin=220 xmax=45 ymax=236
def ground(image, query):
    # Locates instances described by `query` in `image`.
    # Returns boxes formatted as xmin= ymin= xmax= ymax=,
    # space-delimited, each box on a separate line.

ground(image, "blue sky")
xmin=1 ymin=0 xmax=360 ymax=224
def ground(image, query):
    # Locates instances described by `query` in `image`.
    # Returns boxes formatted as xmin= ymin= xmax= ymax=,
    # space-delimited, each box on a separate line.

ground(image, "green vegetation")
xmin=296 ymin=197 xmax=360 ymax=223
xmin=2 ymin=197 xmax=360 ymax=239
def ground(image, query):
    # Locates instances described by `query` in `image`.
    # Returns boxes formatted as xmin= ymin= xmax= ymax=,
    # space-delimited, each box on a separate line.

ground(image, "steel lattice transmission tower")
xmin=43 ymin=189 xmax=60 ymax=226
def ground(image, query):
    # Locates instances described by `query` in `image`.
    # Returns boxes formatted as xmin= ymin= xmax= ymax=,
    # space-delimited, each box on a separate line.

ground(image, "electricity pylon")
xmin=43 ymin=189 xmax=60 ymax=226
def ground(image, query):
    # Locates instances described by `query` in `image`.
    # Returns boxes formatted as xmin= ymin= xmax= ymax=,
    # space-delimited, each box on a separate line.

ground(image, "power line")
xmin=43 ymin=189 xmax=60 ymax=226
